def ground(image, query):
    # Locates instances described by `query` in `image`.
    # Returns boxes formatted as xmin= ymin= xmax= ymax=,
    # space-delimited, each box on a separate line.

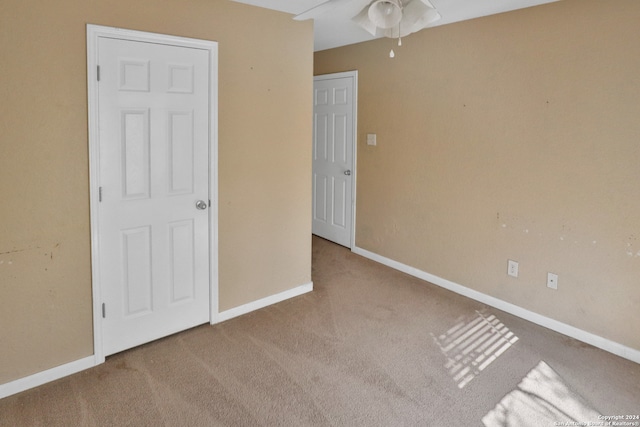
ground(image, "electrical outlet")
xmin=507 ymin=260 xmax=519 ymax=278
xmin=547 ymin=272 xmax=558 ymax=290
xmin=367 ymin=133 xmax=377 ymax=146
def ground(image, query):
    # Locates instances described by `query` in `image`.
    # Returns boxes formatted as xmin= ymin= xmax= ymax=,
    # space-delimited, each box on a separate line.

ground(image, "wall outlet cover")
xmin=508 ymin=260 xmax=519 ymax=278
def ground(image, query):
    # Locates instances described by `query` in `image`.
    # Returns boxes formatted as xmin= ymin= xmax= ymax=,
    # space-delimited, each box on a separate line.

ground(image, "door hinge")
xmin=102 ymin=303 xmax=106 ymax=318
xmin=208 ymin=199 xmax=211 ymax=207
xmin=97 ymin=65 xmax=100 ymax=82
xmin=99 ymin=186 xmax=103 ymax=202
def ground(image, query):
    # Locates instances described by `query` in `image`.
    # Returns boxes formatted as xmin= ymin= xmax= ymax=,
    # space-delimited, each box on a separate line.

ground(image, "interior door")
xmin=97 ymin=36 xmax=211 ymax=356
xmin=312 ymin=74 xmax=356 ymax=247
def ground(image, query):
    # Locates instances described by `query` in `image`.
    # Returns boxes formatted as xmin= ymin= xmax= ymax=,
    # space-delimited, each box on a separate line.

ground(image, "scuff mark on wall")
xmin=497 ymin=213 xmax=640 ymax=259
xmin=0 ymin=245 xmax=42 ymax=256
xmin=1 ymin=243 xmax=60 ymax=266
xmin=0 ymin=248 xmax=27 ymax=256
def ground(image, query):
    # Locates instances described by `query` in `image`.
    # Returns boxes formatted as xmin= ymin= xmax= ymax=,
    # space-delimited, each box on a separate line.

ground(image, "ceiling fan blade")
xmin=294 ymin=0 xmax=353 ymax=21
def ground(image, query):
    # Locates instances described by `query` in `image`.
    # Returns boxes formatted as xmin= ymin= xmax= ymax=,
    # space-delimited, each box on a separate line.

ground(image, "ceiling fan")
xmin=294 ymin=0 xmax=440 ymax=56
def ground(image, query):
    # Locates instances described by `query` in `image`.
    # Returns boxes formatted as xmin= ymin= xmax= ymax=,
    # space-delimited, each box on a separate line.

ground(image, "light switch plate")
xmin=367 ymin=133 xmax=377 ymax=146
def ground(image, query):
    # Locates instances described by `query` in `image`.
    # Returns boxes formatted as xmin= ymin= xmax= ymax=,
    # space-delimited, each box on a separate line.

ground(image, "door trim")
xmin=313 ymin=71 xmax=358 ymax=249
xmin=86 ymin=24 xmax=219 ymax=363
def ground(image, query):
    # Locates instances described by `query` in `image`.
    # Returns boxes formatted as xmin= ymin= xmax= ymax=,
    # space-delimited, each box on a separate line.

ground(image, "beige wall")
xmin=315 ymin=0 xmax=640 ymax=350
xmin=0 ymin=0 xmax=312 ymax=384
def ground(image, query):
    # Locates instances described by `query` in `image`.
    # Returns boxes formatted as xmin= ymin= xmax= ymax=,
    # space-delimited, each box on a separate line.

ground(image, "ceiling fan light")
xmin=400 ymin=0 xmax=440 ymax=34
xmin=352 ymin=0 xmax=441 ymax=39
xmin=378 ymin=0 xmax=441 ymax=38
xmin=352 ymin=6 xmax=379 ymax=36
xmin=368 ymin=0 xmax=402 ymax=29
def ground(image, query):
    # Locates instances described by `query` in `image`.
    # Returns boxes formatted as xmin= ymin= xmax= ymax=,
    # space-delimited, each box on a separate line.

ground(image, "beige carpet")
xmin=1 ymin=236 xmax=638 ymax=426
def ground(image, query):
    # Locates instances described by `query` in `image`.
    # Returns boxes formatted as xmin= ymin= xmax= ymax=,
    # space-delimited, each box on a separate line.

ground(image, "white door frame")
xmin=313 ymin=71 xmax=358 ymax=249
xmin=86 ymin=24 xmax=219 ymax=364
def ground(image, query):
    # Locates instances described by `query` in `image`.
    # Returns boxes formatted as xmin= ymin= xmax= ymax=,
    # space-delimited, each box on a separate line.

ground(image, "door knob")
xmin=195 ymin=200 xmax=208 ymax=210
xmin=344 ymin=170 xmax=351 ymax=176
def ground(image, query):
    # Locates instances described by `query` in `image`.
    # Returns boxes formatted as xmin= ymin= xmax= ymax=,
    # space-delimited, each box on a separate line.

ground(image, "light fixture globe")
xmin=368 ymin=0 xmax=402 ymax=29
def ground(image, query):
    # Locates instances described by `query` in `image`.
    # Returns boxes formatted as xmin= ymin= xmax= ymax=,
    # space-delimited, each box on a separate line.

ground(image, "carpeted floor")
xmin=1 ymin=236 xmax=638 ymax=426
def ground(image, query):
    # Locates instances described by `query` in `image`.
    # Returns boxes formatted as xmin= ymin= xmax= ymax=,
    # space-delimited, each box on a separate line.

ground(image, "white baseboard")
xmin=216 ymin=281 xmax=313 ymax=323
xmin=352 ymin=246 xmax=640 ymax=364
xmin=0 ymin=282 xmax=313 ymax=400
xmin=3 ymin=257 xmax=635 ymax=402
xmin=0 ymin=355 xmax=97 ymax=400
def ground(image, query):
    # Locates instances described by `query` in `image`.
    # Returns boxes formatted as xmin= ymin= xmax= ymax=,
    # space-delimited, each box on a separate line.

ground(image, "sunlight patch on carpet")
xmin=482 ymin=361 xmax=601 ymax=426
xmin=431 ymin=310 xmax=518 ymax=389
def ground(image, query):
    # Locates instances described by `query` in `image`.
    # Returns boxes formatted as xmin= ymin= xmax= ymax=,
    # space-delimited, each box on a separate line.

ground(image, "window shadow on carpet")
xmin=431 ymin=310 xmax=519 ymax=389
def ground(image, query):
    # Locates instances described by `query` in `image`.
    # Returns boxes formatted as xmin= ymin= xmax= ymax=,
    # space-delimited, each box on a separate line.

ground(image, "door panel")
xmin=121 ymin=109 xmax=150 ymax=199
xmin=313 ymin=175 xmax=328 ymax=223
xmin=98 ymin=37 xmax=210 ymax=356
xmin=312 ymin=75 xmax=355 ymax=247
xmin=168 ymin=111 xmax=195 ymax=195
xmin=333 ymin=178 xmax=347 ymax=228
xmin=121 ymin=226 xmax=153 ymax=316
xmin=168 ymin=219 xmax=195 ymax=303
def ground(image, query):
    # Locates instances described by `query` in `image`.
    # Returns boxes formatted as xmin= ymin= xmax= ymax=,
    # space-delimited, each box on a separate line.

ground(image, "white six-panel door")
xmin=312 ymin=73 xmax=356 ymax=248
xmin=96 ymin=35 xmax=211 ymax=356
